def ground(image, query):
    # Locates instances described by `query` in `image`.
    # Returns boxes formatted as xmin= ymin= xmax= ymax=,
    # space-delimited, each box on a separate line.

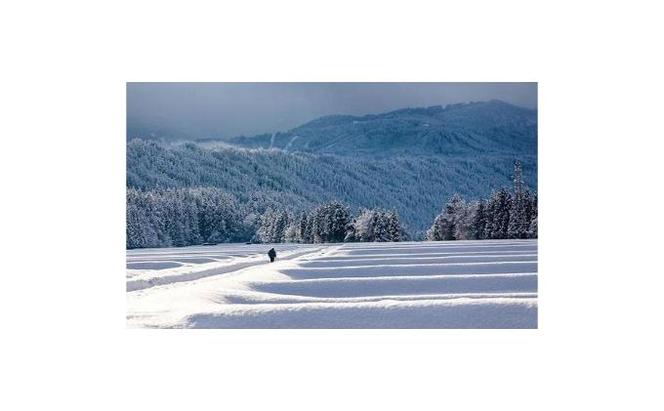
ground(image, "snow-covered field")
xmin=127 ymin=240 xmax=537 ymax=328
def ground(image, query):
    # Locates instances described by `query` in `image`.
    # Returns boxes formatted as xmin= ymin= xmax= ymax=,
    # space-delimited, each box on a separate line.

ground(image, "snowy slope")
xmin=127 ymin=240 xmax=537 ymax=328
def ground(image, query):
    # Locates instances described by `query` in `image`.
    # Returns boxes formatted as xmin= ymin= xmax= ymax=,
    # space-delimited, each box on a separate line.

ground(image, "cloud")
xmin=127 ymin=82 xmax=537 ymax=139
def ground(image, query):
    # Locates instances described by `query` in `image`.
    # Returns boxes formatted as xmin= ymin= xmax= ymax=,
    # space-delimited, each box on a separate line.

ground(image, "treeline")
xmin=426 ymin=161 xmax=537 ymax=241
xmin=126 ymin=187 xmax=256 ymax=249
xmin=126 ymin=189 xmax=404 ymax=249
xmin=256 ymin=203 xmax=404 ymax=244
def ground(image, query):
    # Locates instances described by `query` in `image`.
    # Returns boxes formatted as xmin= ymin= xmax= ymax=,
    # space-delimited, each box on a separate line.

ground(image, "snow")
xmin=126 ymin=243 xmax=323 ymax=291
xmin=284 ymin=135 xmax=299 ymax=151
xmin=127 ymin=239 xmax=537 ymax=328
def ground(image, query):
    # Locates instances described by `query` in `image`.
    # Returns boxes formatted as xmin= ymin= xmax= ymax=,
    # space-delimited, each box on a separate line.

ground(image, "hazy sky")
xmin=127 ymin=82 xmax=537 ymax=139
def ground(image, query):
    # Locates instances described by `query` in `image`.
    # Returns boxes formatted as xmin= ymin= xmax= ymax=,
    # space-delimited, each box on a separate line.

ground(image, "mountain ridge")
xmin=226 ymin=100 xmax=536 ymax=156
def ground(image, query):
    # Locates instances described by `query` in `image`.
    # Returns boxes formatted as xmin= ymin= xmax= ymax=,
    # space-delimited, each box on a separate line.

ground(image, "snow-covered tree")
xmin=507 ymin=160 xmax=533 ymax=239
xmin=126 ymin=187 xmax=248 ymax=248
xmin=352 ymin=209 xmax=375 ymax=242
xmin=423 ymin=161 xmax=537 ymax=242
xmin=346 ymin=208 xmax=402 ymax=242
xmin=471 ymin=199 xmax=487 ymax=240
xmin=453 ymin=200 xmax=473 ymax=240
xmin=427 ymin=194 xmax=466 ymax=241
xmin=372 ymin=211 xmax=390 ymax=242
xmin=508 ymin=189 xmax=532 ymax=239
xmin=328 ymin=202 xmax=351 ymax=242
xmin=282 ymin=214 xmax=301 ymax=243
xmin=297 ymin=211 xmax=309 ymax=243
xmin=528 ymin=193 xmax=538 ymax=238
xmin=385 ymin=210 xmax=402 ymax=242
xmin=485 ymin=188 xmax=512 ymax=239
xmin=308 ymin=201 xmax=351 ymax=243
xmin=256 ymin=209 xmax=290 ymax=243
xmin=127 ymin=189 xmax=160 ymax=248
xmin=513 ymin=159 xmax=524 ymax=194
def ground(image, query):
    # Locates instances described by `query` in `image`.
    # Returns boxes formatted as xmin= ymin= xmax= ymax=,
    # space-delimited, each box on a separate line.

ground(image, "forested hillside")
xmin=127 ymin=139 xmax=536 ymax=234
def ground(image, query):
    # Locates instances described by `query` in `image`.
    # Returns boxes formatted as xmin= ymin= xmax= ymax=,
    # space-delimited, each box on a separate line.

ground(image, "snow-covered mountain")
xmin=227 ymin=100 xmax=536 ymax=156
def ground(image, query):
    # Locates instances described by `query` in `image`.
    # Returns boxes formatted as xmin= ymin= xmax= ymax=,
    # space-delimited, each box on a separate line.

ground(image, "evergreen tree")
xmin=311 ymin=206 xmax=326 ymax=243
xmin=308 ymin=201 xmax=351 ymax=243
xmin=427 ymin=213 xmax=453 ymax=241
xmin=328 ymin=201 xmax=351 ymax=242
xmin=508 ymin=190 xmax=532 ymax=239
xmin=303 ymin=211 xmax=314 ymax=243
xmin=274 ymin=210 xmax=290 ymax=242
xmin=471 ymin=200 xmax=487 ymax=240
xmin=513 ymin=159 xmax=524 ymax=194
xmin=507 ymin=160 xmax=532 ymax=239
xmin=372 ymin=211 xmax=390 ymax=242
xmin=256 ymin=209 xmax=277 ymax=243
xmin=126 ymin=187 xmax=246 ymax=248
xmin=127 ymin=190 xmax=160 ymax=248
xmin=257 ymin=209 xmax=291 ymax=243
xmin=344 ymin=216 xmax=357 ymax=242
xmin=485 ymin=188 xmax=512 ymax=239
xmin=282 ymin=213 xmax=301 ymax=243
xmin=294 ymin=211 xmax=308 ymax=243
xmin=528 ymin=193 xmax=538 ymax=238
xmin=427 ymin=194 xmax=465 ymax=241
xmin=353 ymin=209 xmax=375 ymax=242
xmin=453 ymin=200 xmax=473 ymax=240
xmin=385 ymin=210 xmax=402 ymax=242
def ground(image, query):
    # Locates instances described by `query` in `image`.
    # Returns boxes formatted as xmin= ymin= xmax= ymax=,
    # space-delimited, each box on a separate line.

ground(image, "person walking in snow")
xmin=268 ymin=248 xmax=277 ymax=263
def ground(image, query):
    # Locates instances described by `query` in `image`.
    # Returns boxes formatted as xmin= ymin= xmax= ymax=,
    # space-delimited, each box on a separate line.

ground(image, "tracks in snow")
xmin=126 ymin=245 xmax=327 ymax=292
xmin=126 ymin=240 xmax=538 ymax=328
xmin=190 ymin=240 xmax=537 ymax=328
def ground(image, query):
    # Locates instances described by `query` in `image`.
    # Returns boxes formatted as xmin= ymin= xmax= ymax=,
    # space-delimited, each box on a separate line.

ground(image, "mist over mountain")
xmin=127 ymin=118 xmax=194 ymax=142
xmin=126 ymin=82 xmax=538 ymax=140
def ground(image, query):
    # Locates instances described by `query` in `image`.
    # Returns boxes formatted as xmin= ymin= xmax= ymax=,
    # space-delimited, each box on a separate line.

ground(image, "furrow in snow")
xmin=248 ymin=273 xmax=538 ymax=298
xmin=184 ymin=297 xmax=538 ymax=329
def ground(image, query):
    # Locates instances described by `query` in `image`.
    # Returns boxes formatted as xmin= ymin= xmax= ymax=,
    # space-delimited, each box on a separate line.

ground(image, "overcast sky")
xmin=127 ymin=82 xmax=537 ymax=139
